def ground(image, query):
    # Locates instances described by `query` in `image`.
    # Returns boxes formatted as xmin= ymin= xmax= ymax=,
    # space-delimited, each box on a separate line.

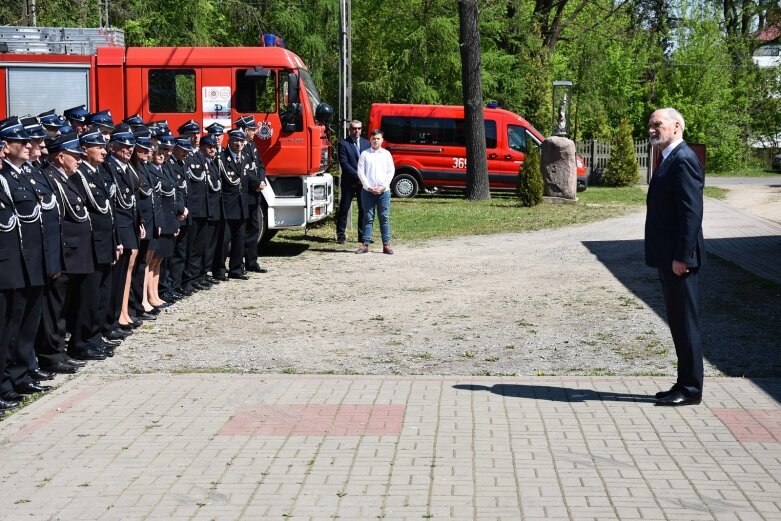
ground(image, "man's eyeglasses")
xmin=350 ymin=127 xmax=362 ymax=131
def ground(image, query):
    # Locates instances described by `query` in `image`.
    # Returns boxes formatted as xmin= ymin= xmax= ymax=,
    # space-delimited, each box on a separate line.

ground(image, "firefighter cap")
xmin=134 ymin=136 xmax=153 ymax=150
xmin=38 ymin=110 xmax=68 ymax=129
xmin=200 ymin=134 xmax=218 ymax=147
xmin=178 ymin=119 xmax=201 ymax=135
xmin=205 ymin=122 xmax=225 ymax=136
xmin=109 ymin=130 xmax=136 ymax=147
xmin=20 ymin=116 xmax=47 ymax=139
xmin=64 ymin=105 xmax=90 ymax=124
xmin=234 ymin=115 xmax=257 ymax=129
xmin=46 ymin=133 xmax=85 ymax=155
xmin=89 ymin=110 xmax=115 ymax=130
xmin=228 ymin=129 xmax=246 ymax=141
xmin=80 ymin=130 xmax=107 ymax=147
xmin=174 ymin=137 xmax=195 ymax=153
xmin=0 ymin=117 xmax=33 ymax=140
xmin=157 ymin=134 xmax=175 ymax=148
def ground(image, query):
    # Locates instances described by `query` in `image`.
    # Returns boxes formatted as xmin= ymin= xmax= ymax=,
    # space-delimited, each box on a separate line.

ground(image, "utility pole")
xmin=339 ymin=0 xmax=352 ymax=141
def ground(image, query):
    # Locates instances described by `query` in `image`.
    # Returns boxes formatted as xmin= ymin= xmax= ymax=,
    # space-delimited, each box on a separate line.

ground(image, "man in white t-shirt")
xmin=355 ymin=129 xmax=395 ymax=254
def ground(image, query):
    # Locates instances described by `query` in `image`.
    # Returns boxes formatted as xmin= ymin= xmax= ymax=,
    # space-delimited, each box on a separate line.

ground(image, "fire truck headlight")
xmin=312 ymin=185 xmax=327 ymax=201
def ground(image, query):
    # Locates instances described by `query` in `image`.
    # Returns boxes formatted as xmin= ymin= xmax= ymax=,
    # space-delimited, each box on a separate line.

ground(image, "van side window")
xmin=149 ymin=69 xmax=196 ymax=113
xmin=508 ymin=124 xmax=527 ymax=153
xmin=236 ymin=69 xmax=277 ymax=113
xmin=382 ymin=116 xmax=497 ymax=148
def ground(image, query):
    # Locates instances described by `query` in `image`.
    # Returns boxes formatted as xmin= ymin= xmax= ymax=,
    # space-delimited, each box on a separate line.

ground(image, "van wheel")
xmin=391 ymin=173 xmax=419 ymax=198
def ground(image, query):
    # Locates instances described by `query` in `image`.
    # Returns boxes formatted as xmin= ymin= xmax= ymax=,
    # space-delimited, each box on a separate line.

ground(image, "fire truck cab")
xmin=0 ymin=26 xmax=335 ymax=242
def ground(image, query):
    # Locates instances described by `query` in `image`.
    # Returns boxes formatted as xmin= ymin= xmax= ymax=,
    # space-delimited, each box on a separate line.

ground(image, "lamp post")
xmin=552 ymin=80 xmax=573 ymax=138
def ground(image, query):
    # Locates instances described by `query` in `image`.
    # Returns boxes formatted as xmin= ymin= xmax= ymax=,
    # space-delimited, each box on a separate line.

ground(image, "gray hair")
xmin=350 ymin=119 xmax=362 ymax=127
xmin=660 ymin=108 xmax=685 ymax=132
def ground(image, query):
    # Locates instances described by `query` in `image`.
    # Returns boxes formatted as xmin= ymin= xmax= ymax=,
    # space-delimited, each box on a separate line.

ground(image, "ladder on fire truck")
xmin=0 ymin=26 xmax=124 ymax=55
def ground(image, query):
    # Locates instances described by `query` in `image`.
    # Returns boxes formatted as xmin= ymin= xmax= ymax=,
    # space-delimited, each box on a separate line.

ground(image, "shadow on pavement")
xmin=581 ymin=239 xmax=781 ymax=381
xmin=453 ymin=384 xmax=656 ymax=403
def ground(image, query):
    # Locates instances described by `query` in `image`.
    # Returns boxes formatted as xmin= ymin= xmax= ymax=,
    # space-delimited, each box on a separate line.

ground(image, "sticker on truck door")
xmin=202 ymin=86 xmax=232 ymax=128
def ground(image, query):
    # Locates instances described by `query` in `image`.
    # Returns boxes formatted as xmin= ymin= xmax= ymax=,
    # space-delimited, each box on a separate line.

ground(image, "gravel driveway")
xmin=84 ymin=190 xmax=781 ymax=379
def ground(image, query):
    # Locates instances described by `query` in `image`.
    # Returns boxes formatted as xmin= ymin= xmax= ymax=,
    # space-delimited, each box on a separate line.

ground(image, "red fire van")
xmin=368 ymin=103 xmax=587 ymax=198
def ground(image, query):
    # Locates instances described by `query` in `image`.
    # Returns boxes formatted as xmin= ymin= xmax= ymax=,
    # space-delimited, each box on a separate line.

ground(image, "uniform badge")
xmin=258 ymin=121 xmax=273 ymax=140
xmin=30 ymin=179 xmax=36 ymax=184
xmin=77 ymin=197 xmax=82 ymax=202
xmin=89 ymin=182 xmax=96 ymax=188
xmin=75 ymin=205 xmax=81 ymax=211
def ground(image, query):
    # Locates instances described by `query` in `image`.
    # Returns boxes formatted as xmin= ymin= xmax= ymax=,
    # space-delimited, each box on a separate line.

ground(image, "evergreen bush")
xmin=602 ymin=119 xmax=640 ymax=187
xmin=517 ymin=145 xmax=544 ymax=207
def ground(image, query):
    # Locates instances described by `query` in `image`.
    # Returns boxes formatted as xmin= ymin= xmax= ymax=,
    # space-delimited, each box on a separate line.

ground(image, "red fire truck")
xmin=0 ymin=26 xmax=335 ymax=241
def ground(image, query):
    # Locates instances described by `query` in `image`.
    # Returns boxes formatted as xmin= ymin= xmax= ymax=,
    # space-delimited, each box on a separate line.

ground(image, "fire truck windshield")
xmin=299 ymin=70 xmax=321 ymax=118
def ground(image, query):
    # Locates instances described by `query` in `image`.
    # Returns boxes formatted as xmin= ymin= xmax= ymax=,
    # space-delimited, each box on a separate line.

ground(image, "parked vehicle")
xmin=0 ymin=26 xmax=335 ymax=241
xmin=773 ymin=152 xmax=781 ymax=170
xmin=368 ymin=103 xmax=587 ymax=198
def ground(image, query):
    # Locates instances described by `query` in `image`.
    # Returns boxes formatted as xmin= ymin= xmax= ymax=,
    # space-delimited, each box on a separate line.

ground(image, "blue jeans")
xmin=360 ymin=189 xmax=391 ymax=246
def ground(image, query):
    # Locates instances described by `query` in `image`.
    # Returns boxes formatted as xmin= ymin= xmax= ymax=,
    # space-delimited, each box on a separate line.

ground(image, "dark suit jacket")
xmin=23 ymin=162 xmax=62 ymax=276
xmin=338 ymin=137 xmax=371 ymax=180
xmin=76 ymin=162 xmax=117 ymax=265
xmin=43 ymin=165 xmax=96 ymax=274
xmin=645 ymin=141 xmax=705 ymax=269
xmin=134 ymin=161 xmax=163 ymax=239
xmin=220 ymin=149 xmax=251 ymax=220
xmin=100 ymin=156 xmax=140 ymax=250
xmin=186 ymin=150 xmax=209 ymax=219
xmin=1 ymin=162 xmax=46 ymax=287
xmin=0 ymin=178 xmax=26 ymax=290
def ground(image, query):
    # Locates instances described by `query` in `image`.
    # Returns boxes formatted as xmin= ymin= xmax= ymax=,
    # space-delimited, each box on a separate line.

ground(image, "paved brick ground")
xmin=0 ymin=375 xmax=779 ymax=520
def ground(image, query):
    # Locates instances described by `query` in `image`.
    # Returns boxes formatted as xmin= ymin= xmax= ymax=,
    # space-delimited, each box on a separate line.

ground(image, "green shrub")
xmin=602 ymin=119 xmax=640 ymax=187
xmin=517 ymin=145 xmax=544 ymax=206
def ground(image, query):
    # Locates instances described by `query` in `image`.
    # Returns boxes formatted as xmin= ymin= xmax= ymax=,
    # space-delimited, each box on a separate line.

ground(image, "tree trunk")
xmin=458 ymin=0 xmax=490 ymax=201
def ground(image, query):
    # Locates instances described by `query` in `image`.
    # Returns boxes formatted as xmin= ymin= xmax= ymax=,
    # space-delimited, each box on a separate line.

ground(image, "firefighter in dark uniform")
xmin=0 ymin=118 xmax=51 ymax=399
xmin=100 ymin=128 xmax=143 ymax=332
xmin=180 ymin=120 xmax=209 ymax=292
xmin=88 ymin=110 xmax=115 ymax=142
xmin=200 ymin=134 xmax=224 ymax=284
xmin=164 ymin=138 xmax=195 ymax=301
xmin=217 ymin=129 xmax=253 ymax=280
xmin=38 ymin=110 xmax=69 ymax=138
xmin=20 ymin=122 xmax=71 ymax=373
xmin=76 ymin=130 xmax=126 ymax=348
xmin=42 ymin=134 xmax=102 ymax=359
xmin=0 ymin=137 xmax=28 ymax=413
xmin=130 ymin=134 xmax=164 ymax=319
xmin=235 ymin=116 xmax=268 ymax=273
xmin=147 ymin=135 xmax=178 ymax=308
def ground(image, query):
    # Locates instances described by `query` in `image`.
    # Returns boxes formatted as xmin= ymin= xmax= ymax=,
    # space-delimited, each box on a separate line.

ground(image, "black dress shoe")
xmin=0 ymin=398 xmax=20 ymax=410
xmin=229 ymin=273 xmax=249 ymax=280
xmin=139 ymin=312 xmax=157 ymax=321
xmin=169 ymin=291 xmax=184 ymax=299
xmin=655 ymin=389 xmax=702 ymax=406
xmin=41 ymin=362 xmax=79 ymax=374
xmin=161 ymin=293 xmax=177 ymax=303
xmin=205 ymin=276 xmax=220 ymax=285
xmin=213 ymin=274 xmax=229 ymax=282
xmin=131 ymin=318 xmax=143 ymax=328
xmin=246 ymin=264 xmax=268 ymax=273
xmin=1 ymin=391 xmax=24 ymax=402
xmin=63 ymin=356 xmax=87 ymax=368
xmin=154 ymin=301 xmax=173 ymax=309
xmin=655 ymin=385 xmax=679 ymax=399
xmin=145 ymin=307 xmax=161 ymax=315
xmin=180 ymin=287 xmax=194 ymax=296
xmin=29 ymin=368 xmax=55 ymax=381
xmin=119 ymin=322 xmax=135 ymax=332
xmin=199 ymin=278 xmax=213 ymax=287
xmin=101 ymin=336 xmax=122 ymax=347
xmin=336 ymin=237 xmax=346 ymax=244
xmin=106 ymin=329 xmax=130 ymax=341
xmin=68 ymin=349 xmax=107 ymax=361
xmin=98 ymin=345 xmax=115 ymax=357
xmin=15 ymin=382 xmax=52 ymax=394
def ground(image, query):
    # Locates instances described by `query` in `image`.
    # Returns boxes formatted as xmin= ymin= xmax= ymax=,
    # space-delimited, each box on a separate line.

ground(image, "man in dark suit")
xmin=336 ymin=120 xmax=371 ymax=244
xmin=645 ymin=108 xmax=705 ymax=407
xmin=235 ymin=116 xmax=268 ymax=273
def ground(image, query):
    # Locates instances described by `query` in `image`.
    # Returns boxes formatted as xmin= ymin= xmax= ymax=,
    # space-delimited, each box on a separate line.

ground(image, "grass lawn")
xmin=709 ymin=166 xmax=781 ymax=177
xmin=276 ymin=186 xmax=648 ymax=244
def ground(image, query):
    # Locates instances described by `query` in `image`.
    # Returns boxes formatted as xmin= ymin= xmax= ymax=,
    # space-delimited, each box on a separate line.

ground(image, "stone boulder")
xmin=541 ymin=136 xmax=577 ymax=200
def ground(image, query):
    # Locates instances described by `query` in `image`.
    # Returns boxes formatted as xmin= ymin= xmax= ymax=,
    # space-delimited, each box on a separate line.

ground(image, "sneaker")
xmin=383 ymin=245 xmax=394 ymax=255
xmin=355 ymin=244 xmax=369 ymax=254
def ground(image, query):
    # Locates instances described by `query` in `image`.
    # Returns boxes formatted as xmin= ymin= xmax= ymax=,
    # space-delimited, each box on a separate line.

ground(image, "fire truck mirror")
xmin=287 ymin=72 xmax=300 ymax=104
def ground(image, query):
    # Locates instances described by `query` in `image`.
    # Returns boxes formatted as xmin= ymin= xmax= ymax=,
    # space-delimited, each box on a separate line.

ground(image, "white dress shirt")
xmin=357 ymin=147 xmax=395 ymax=192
